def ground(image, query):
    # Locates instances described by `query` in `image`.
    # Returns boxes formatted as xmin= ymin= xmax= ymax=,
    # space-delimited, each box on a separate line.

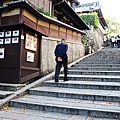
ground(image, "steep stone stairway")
xmin=9 ymin=48 xmax=120 ymax=119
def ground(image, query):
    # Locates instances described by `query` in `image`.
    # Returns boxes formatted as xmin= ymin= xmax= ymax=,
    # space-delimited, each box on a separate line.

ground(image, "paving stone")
xmin=68 ymin=70 xmax=120 ymax=75
xmin=69 ymin=66 xmax=120 ymax=71
xmin=0 ymin=83 xmax=26 ymax=91
xmin=22 ymin=116 xmax=42 ymax=120
xmin=68 ymin=115 xmax=87 ymax=120
xmin=2 ymin=108 xmax=71 ymax=120
xmin=0 ymin=118 xmax=14 ymax=120
xmin=43 ymin=80 xmax=120 ymax=87
xmin=29 ymin=87 xmax=120 ymax=102
xmin=23 ymin=115 xmax=57 ymax=120
xmin=73 ymin=64 xmax=120 ymax=67
xmin=36 ymin=111 xmax=71 ymax=119
xmin=2 ymin=108 xmax=117 ymax=120
xmin=86 ymin=117 xmax=117 ymax=120
xmin=60 ymin=74 xmax=120 ymax=79
xmin=59 ymin=74 xmax=120 ymax=82
xmin=0 ymin=111 xmax=28 ymax=120
xmin=0 ymin=91 xmax=14 ymax=99
xmin=9 ymin=94 xmax=120 ymax=119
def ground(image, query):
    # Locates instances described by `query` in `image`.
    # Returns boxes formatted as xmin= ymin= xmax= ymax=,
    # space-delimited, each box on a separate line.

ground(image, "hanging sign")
xmin=0 ymin=48 xmax=5 ymax=59
xmin=5 ymin=31 xmax=11 ymax=37
xmin=25 ymin=33 xmax=37 ymax=52
xmin=26 ymin=52 xmax=34 ymax=62
xmin=13 ymin=30 xmax=19 ymax=36
xmin=0 ymin=32 xmax=4 ymax=37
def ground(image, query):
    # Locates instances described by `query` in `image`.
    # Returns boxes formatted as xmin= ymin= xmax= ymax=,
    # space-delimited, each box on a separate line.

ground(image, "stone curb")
xmin=0 ymin=47 xmax=103 ymax=109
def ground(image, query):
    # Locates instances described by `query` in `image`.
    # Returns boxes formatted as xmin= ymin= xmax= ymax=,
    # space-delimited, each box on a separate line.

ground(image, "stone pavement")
xmin=0 ymin=108 xmax=117 ymax=120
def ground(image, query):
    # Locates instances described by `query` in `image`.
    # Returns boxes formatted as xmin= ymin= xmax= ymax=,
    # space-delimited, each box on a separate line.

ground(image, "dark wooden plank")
xmin=37 ymin=25 xmax=49 ymax=35
xmin=23 ymin=16 xmax=36 ymax=29
xmin=59 ymin=31 xmax=66 ymax=38
xmin=21 ymin=66 xmax=39 ymax=71
xmin=1 ymin=15 xmax=19 ymax=25
xmin=21 ymin=72 xmax=39 ymax=83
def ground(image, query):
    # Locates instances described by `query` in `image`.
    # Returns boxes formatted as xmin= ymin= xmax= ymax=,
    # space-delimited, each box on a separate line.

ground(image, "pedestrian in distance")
xmin=54 ymin=38 xmax=68 ymax=83
xmin=116 ymin=35 xmax=120 ymax=48
xmin=103 ymin=36 xmax=106 ymax=47
xmin=111 ymin=36 xmax=116 ymax=47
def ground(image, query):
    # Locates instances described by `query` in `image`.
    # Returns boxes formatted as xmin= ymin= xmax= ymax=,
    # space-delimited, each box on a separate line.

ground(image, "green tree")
xmin=105 ymin=17 xmax=120 ymax=36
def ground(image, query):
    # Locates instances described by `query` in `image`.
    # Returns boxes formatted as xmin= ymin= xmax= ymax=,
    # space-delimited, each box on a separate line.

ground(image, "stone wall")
xmin=41 ymin=36 xmax=85 ymax=75
xmin=93 ymin=28 xmax=103 ymax=50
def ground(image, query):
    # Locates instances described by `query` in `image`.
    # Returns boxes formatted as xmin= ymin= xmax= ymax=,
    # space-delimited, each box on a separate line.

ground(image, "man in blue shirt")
xmin=54 ymin=38 xmax=68 ymax=82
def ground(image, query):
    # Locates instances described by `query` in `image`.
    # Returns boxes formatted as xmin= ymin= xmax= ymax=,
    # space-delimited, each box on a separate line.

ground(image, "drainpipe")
xmin=49 ymin=0 xmax=52 ymax=16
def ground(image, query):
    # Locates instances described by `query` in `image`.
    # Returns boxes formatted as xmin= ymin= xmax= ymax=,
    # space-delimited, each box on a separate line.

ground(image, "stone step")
xmin=73 ymin=64 xmax=120 ymax=67
xmin=0 ymin=90 xmax=14 ymax=99
xmin=9 ymin=95 xmax=120 ymax=119
xmin=0 ymin=107 xmax=116 ymax=120
xmin=78 ymin=60 xmax=120 ymax=63
xmin=43 ymin=80 xmax=120 ymax=91
xmin=28 ymin=86 xmax=120 ymax=102
xmin=82 ymin=56 xmax=120 ymax=59
xmin=84 ymin=56 xmax=120 ymax=58
xmin=77 ymin=62 xmax=120 ymax=64
xmin=7 ymin=48 xmax=120 ymax=119
xmin=81 ymin=57 xmax=120 ymax=59
xmin=59 ymin=74 xmax=120 ymax=82
xmin=69 ymin=67 xmax=120 ymax=71
xmin=68 ymin=70 xmax=120 ymax=75
xmin=83 ymin=58 xmax=120 ymax=63
xmin=0 ymin=83 xmax=26 ymax=91
xmin=78 ymin=60 xmax=120 ymax=64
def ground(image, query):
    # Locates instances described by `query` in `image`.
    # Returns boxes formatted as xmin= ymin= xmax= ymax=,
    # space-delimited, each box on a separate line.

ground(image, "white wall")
xmin=40 ymin=36 xmax=85 ymax=75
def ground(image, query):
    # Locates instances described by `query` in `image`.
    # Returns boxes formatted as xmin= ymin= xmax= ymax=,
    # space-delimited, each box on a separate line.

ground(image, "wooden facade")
xmin=0 ymin=24 xmax=42 ymax=83
xmin=0 ymin=0 xmax=86 ymax=83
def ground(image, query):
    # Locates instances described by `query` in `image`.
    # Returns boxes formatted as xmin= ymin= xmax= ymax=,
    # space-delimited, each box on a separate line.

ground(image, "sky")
xmin=78 ymin=0 xmax=120 ymax=23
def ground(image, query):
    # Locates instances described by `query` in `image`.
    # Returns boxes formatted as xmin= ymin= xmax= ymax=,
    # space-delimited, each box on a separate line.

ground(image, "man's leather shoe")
xmin=55 ymin=79 xmax=59 ymax=83
xmin=64 ymin=78 xmax=68 ymax=81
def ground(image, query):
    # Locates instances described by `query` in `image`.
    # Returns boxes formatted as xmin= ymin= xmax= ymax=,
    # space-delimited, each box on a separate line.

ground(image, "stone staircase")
xmin=9 ymin=48 xmax=120 ymax=119
xmin=0 ymin=83 xmax=26 ymax=99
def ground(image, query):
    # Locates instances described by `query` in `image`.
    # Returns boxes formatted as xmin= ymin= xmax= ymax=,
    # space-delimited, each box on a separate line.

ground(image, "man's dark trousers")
xmin=55 ymin=58 xmax=68 ymax=81
xmin=117 ymin=41 xmax=120 ymax=48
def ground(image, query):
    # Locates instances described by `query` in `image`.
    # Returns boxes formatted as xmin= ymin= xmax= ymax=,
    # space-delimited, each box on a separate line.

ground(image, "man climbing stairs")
xmin=2 ymin=48 xmax=120 ymax=119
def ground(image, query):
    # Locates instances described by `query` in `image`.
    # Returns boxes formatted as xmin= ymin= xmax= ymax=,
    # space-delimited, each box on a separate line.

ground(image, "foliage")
xmin=81 ymin=35 xmax=87 ymax=45
xmin=105 ymin=17 xmax=120 ymax=36
xmin=37 ymin=7 xmax=54 ymax=18
xmin=79 ymin=12 xmax=99 ymax=29
xmin=81 ymin=38 xmax=87 ymax=45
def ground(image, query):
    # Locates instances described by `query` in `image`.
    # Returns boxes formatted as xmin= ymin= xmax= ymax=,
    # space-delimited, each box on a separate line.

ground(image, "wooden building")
xmin=0 ymin=0 xmax=89 ymax=83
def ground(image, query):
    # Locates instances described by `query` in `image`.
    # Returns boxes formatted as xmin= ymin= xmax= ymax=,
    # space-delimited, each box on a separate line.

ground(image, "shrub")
xmin=37 ymin=7 xmax=54 ymax=18
xmin=79 ymin=12 xmax=99 ymax=29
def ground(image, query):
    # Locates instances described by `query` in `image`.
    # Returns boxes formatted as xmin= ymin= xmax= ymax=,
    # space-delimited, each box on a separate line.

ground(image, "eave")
xmin=0 ymin=0 xmax=86 ymax=35
xmin=53 ymin=0 xmax=90 ymax=30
